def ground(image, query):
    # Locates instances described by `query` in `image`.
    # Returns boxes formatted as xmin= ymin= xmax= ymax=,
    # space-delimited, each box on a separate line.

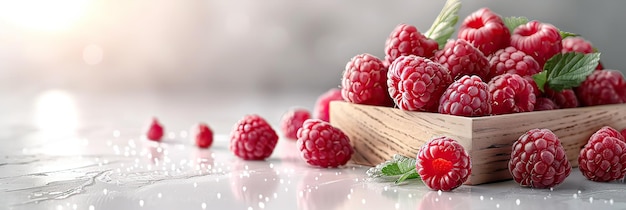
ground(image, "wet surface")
xmin=2 ymin=89 xmax=626 ymax=210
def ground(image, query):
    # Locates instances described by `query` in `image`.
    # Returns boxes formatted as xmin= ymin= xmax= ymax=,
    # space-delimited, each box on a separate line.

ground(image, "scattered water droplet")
xmin=259 ymin=202 xmax=265 ymax=209
xmin=516 ymin=199 xmax=520 ymax=205
xmin=610 ymin=199 xmax=614 ymax=205
xmin=139 ymin=200 xmax=144 ymax=207
xmin=201 ymin=202 xmax=206 ymax=209
xmin=395 ymin=203 xmax=400 ymax=209
xmin=589 ymin=197 xmax=593 ymax=203
xmin=103 ymin=189 xmax=108 ymax=195
xmin=243 ymin=186 xmax=247 ymax=192
xmin=578 ymin=190 xmax=582 ymax=194
xmin=362 ymin=199 xmax=366 ymax=204
xmin=273 ymin=193 xmax=278 ymax=199
xmin=480 ymin=196 xmax=484 ymax=201
xmin=217 ymin=193 xmax=221 ymax=199
xmin=573 ymin=194 xmax=578 ymax=199
xmin=158 ymin=193 xmax=162 ymax=198
xmin=194 ymin=182 xmax=197 ymax=188
xmin=247 ymin=207 xmax=252 ymax=210
xmin=496 ymin=204 xmax=500 ymax=208
xmin=57 ymin=205 xmax=63 ymax=210
xmin=438 ymin=190 xmax=442 ymax=196
xmin=89 ymin=205 xmax=95 ymax=210
xmin=347 ymin=194 xmax=351 ymax=200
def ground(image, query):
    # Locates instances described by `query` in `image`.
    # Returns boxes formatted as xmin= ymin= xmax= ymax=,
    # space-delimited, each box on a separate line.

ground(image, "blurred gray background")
xmin=0 ymin=0 xmax=624 ymax=95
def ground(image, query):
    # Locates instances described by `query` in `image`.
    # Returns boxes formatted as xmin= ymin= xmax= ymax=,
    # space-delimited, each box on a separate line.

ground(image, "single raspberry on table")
xmin=432 ymin=39 xmax=490 ymax=80
xmin=387 ymin=55 xmax=452 ymax=111
xmin=561 ymin=36 xmax=603 ymax=70
xmin=508 ymin=128 xmax=571 ymax=188
xmin=488 ymin=46 xmax=542 ymax=80
xmin=383 ymin=24 xmax=438 ymax=67
xmin=534 ymin=97 xmax=559 ymax=111
xmin=313 ymin=88 xmax=343 ymax=122
xmin=488 ymin=73 xmax=537 ymax=115
xmin=416 ymin=136 xmax=471 ymax=191
xmin=195 ymin=123 xmax=214 ymax=149
xmin=544 ymin=87 xmax=579 ymax=109
xmin=280 ymin=108 xmax=311 ymax=140
xmin=457 ymin=7 xmax=510 ymax=56
xmin=578 ymin=126 xmax=626 ymax=182
xmin=510 ymin=20 xmax=562 ymax=67
xmin=576 ymin=70 xmax=626 ymax=106
xmin=341 ymin=53 xmax=393 ymax=106
xmin=230 ymin=114 xmax=279 ymax=160
xmin=438 ymin=75 xmax=491 ymax=116
xmin=146 ymin=117 xmax=164 ymax=141
xmin=296 ymin=119 xmax=353 ymax=168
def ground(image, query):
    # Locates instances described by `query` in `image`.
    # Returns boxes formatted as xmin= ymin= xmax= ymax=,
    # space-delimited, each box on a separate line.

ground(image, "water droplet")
xmin=201 ymin=203 xmax=206 ymax=209
xmin=573 ymin=194 xmax=578 ymax=199
xmin=347 ymin=194 xmax=351 ymax=199
xmin=516 ymin=199 xmax=520 ymax=205
xmin=361 ymin=199 xmax=366 ymax=204
xmin=490 ymin=197 xmax=493 ymax=200
xmin=180 ymin=130 xmax=188 ymax=138
xmin=438 ymin=190 xmax=442 ymax=196
xmin=395 ymin=203 xmax=400 ymax=209
xmin=89 ymin=205 xmax=95 ymax=210
xmin=158 ymin=193 xmax=162 ymax=198
xmin=113 ymin=130 xmax=120 ymax=137
xmin=496 ymin=204 xmax=500 ymax=208
xmin=103 ymin=189 xmax=108 ymax=195
xmin=480 ymin=196 xmax=484 ymax=201
xmin=408 ymin=194 xmax=412 ymax=198
xmin=217 ymin=193 xmax=221 ymax=199
xmin=242 ymin=186 xmax=247 ymax=192
xmin=384 ymin=186 xmax=388 ymax=191
xmin=259 ymin=202 xmax=265 ymax=209
xmin=247 ymin=207 xmax=252 ymax=210
xmin=589 ymin=197 xmax=593 ymax=203
xmin=269 ymin=163 xmax=274 ymax=169
xmin=610 ymin=199 xmax=614 ymax=205
xmin=448 ymin=197 xmax=452 ymax=201
xmin=72 ymin=204 xmax=77 ymax=210
xmin=57 ymin=205 xmax=63 ymax=210
xmin=194 ymin=182 xmax=198 ymax=188
xmin=550 ymin=187 xmax=554 ymax=191
xmin=578 ymin=190 xmax=582 ymax=194
xmin=273 ymin=193 xmax=278 ymax=199
xmin=139 ymin=200 xmax=144 ymax=207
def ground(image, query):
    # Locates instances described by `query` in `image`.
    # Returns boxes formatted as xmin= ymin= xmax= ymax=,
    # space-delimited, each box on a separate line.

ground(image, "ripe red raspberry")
xmin=313 ymin=88 xmax=343 ymax=122
xmin=230 ymin=114 xmax=278 ymax=160
xmin=534 ymin=97 xmax=559 ymax=111
xmin=622 ymin=129 xmax=626 ymax=140
xmin=524 ymin=75 xmax=541 ymax=98
xmin=146 ymin=117 xmax=164 ymax=141
xmin=280 ymin=108 xmax=311 ymax=140
xmin=296 ymin=119 xmax=353 ymax=168
xmin=387 ymin=55 xmax=452 ymax=111
xmin=488 ymin=46 xmax=541 ymax=80
xmin=508 ymin=129 xmax=571 ymax=188
xmin=544 ymin=87 xmax=579 ymax=109
xmin=488 ymin=73 xmax=537 ymax=115
xmin=457 ymin=8 xmax=510 ymax=56
xmin=341 ymin=53 xmax=393 ymax=106
xmin=438 ymin=75 xmax=491 ymax=116
xmin=416 ymin=136 xmax=471 ymax=191
xmin=432 ymin=39 xmax=490 ymax=80
xmin=510 ymin=21 xmax=562 ymax=67
xmin=561 ymin=37 xmax=603 ymax=70
xmin=194 ymin=123 xmax=214 ymax=148
xmin=578 ymin=126 xmax=626 ymax=182
xmin=384 ymin=24 xmax=438 ymax=67
xmin=576 ymin=70 xmax=626 ymax=106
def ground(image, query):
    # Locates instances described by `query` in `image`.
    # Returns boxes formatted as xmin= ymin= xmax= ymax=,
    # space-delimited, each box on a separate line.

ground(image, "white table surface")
xmin=2 ymin=88 xmax=626 ymax=210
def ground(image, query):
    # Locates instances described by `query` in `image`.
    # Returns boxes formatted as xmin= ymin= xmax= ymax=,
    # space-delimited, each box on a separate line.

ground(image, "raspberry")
xmin=576 ymin=70 xmax=626 ymax=106
xmin=544 ymin=87 xmax=579 ymax=109
xmin=561 ymin=36 xmax=603 ymax=70
xmin=510 ymin=21 xmax=562 ymax=67
xmin=534 ymin=97 xmax=559 ymax=111
xmin=438 ymin=75 xmax=491 ymax=116
xmin=524 ymin=75 xmax=541 ymax=98
xmin=432 ymin=39 xmax=490 ymax=80
xmin=194 ymin=123 xmax=214 ymax=148
xmin=578 ymin=126 xmax=626 ymax=182
xmin=146 ymin=117 xmax=164 ymax=141
xmin=622 ymin=129 xmax=626 ymax=140
xmin=280 ymin=108 xmax=311 ymax=140
xmin=296 ymin=119 xmax=353 ymax=168
xmin=488 ymin=46 xmax=541 ymax=80
xmin=508 ymin=129 xmax=571 ymax=188
xmin=313 ymin=88 xmax=343 ymax=122
xmin=387 ymin=55 xmax=452 ymax=111
xmin=341 ymin=53 xmax=393 ymax=106
xmin=488 ymin=73 xmax=537 ymax=115
xmin=383 ymin=24 xmax=438 ymax=67
xmin=457 ymin=8 xmax=510 ymax=56
xmin=230 ymin=114 xmax=278 ymax=160
xmin=416 ymin=136 xmax=471 ymax=191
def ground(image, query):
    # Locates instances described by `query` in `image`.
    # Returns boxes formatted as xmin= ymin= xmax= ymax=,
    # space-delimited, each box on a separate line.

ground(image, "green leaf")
xmin=541 ymin=52 xmax=600 ymax=91
xmin=559 ymin=31 xmax=579 ymax=39
xmin=425 ymin=0 xmax=461 ymax=49
xmin=532 ymin=71 xmax=548 ymax=93
xmin=503 ymin=16 xmax=529 ymax=34
xmin=366 ymin=154 xmax=420 ymax=184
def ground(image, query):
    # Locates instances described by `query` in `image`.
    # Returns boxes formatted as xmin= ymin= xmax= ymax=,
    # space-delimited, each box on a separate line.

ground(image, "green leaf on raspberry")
xmin=559 ymin=31 xmax=579 ymax=39
xmin=503 ymin=16 xmax=528 ymax=34
xmin=366 ymin=154 xmax=420 ymax=184
xmin=425 ymin=0 xmax=461 ymax=49
xmin=534 ymin=52 xmax=601 ymax=92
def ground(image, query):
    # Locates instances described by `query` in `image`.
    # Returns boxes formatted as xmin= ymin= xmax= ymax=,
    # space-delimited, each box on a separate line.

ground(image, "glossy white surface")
xmin=2 ymin=89 xmax=626 ymax=210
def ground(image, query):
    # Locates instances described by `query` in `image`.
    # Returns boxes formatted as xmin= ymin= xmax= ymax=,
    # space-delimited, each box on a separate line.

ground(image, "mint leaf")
xmin=366 ymin=154 xmax=420 ymax=184
xmin=559 ymin=31 xmax=578 ymax=39
xmin=425 ymin=0 xmax=461 ymax=49
xmin=532 ymin=71 xmax=548 ymax=92
xmin=503 ymin=16 xmax=529 ymax=34
xmin=540 ymin=52 xmax=600 ymax=91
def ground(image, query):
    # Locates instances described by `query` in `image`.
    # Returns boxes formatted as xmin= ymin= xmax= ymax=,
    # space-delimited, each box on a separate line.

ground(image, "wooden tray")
xmin=329 ymin=101 xmax=626 ymax=185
